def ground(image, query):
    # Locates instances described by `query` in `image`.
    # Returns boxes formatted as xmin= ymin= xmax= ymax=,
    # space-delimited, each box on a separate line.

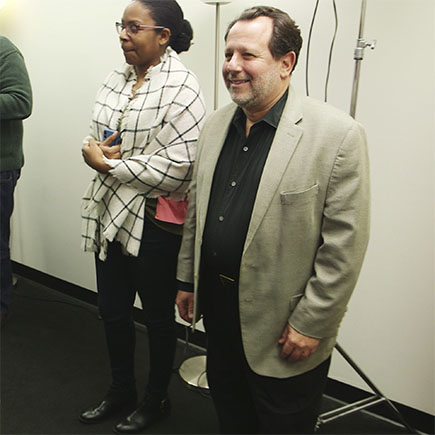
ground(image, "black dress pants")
xmin=95 ymin=219 xmax=181 ymax=398
xmin=200 ymin=270 xmax=330 ymax=434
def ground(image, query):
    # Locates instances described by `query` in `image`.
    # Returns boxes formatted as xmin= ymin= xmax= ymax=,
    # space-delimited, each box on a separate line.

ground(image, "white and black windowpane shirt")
xmin=81 ymin=48 xmax=206 ymax=260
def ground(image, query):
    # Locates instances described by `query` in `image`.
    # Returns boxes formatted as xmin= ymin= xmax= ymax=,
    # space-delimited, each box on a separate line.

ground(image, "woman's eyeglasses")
xmin=115 ymin=22 xmax=165 ymax=36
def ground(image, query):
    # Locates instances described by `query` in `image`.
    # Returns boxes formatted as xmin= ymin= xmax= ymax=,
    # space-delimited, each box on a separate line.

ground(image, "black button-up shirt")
xmin=201 ymin=89 xmax=289 ymax=281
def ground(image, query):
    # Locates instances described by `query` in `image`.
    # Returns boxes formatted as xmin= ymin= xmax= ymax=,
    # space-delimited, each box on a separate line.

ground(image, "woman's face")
xmin=119 ymin=1 xmax=169 ymax=75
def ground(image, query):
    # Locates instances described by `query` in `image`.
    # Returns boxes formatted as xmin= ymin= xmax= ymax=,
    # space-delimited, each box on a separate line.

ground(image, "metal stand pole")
xmin=201 ymin=0 xmax=232 ymax=110
xmin=349 ymin=0 xmax=376 ymax=118
xmin=178 ymin=1 xmax=232 ymax=392
xmin=213 ymin=3 xmax=221 ymax=110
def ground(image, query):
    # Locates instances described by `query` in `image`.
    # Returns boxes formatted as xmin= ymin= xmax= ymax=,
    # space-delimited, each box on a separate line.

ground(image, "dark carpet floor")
xmin=0 ymin=276 xmax=420 ymax=434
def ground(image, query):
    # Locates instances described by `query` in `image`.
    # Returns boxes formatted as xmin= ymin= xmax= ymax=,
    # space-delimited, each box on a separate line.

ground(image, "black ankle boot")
xmin=79 ymin=389 xmax=137 ymax=424
xmin=113 ymin=394 xmax=171 ymax=433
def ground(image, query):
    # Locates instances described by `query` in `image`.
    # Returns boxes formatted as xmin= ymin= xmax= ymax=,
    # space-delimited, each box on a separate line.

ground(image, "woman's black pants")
xmin=95 ymin=219 xmax=181 ymax=398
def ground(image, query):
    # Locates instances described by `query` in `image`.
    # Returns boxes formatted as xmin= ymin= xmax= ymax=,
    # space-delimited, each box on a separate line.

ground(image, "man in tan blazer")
xmin=176 ymin=6 xmax=370 ymax=434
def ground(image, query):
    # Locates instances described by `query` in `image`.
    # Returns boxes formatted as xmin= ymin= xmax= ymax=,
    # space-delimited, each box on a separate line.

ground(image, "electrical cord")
xmin=324 ymin=0 xmax=338 ymax=102
xmin=174 ymin=324 xmax=210 ymax=398
xmin=305 ymin=0 xmax=339 ymax=103
xmin=305 ymin=0 xmax=320 ymax=97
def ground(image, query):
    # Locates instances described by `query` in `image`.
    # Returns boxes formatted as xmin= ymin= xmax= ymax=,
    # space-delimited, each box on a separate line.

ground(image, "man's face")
xmin=222 ymin=17 xmax=287 ymax=114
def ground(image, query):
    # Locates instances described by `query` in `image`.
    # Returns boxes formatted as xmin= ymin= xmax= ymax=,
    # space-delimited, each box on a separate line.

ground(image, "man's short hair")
xmin=224 ymin=6 xmax=303 ymax=71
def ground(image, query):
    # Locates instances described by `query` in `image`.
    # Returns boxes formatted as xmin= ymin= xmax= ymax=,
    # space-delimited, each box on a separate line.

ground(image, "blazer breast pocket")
xmin=280 ymin=183 xmax=319 ymax=206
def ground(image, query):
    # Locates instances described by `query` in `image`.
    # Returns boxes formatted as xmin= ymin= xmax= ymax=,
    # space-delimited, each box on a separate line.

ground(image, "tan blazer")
xmin=177 ymin=87 xmax=370 ymax=378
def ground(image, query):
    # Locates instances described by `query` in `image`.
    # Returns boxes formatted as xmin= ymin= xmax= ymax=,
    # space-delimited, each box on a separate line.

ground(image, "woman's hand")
xmin=82 ymin=138 xmax=111 ymax=174
xmin=82 ymin=132 xmax=121 ymax=173
xmin=100 ymin=131 xmax=121 ymax=160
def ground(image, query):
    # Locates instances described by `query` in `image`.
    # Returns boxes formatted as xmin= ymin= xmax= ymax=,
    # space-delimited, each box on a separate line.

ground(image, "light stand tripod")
xmin=317 ymin=344 xmax=417 ymax=433
xmin=317 ymin=1 xmax=416 ymax=433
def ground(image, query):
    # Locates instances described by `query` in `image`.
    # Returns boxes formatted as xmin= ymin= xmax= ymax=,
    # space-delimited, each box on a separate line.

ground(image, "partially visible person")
xmin=79 ymin=0 xmax=205 ymax=433
xmin=176 ymin=6 xmax=370 ymax=434
xmin=0 ymin=36 xmax=33 ymax=327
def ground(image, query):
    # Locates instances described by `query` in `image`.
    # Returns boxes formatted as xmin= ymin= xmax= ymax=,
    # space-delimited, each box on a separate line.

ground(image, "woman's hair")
xmin=225 ymin=6 xmax=303 ymax=71
xmin=136 ymin=0 xmax=193 ymax=53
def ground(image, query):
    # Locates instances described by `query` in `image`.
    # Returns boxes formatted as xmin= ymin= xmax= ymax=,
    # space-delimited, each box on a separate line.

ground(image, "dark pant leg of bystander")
xmin=0 ymin=169 xmax=20 ymax=320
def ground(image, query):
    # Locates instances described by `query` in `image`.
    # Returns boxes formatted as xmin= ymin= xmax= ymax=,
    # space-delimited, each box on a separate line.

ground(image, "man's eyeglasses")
xmin=115 ymin=22 xmax=164 ymax=36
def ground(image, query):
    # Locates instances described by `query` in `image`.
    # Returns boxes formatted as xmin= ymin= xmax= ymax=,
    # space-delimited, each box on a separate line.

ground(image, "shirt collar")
xmin=233 ymin=87 xmax=289 ymax=130
xmin=127 ymin=47 xmax=172 ymax=81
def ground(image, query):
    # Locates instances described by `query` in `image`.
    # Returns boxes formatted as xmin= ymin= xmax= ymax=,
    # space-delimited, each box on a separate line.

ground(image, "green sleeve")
xmin=0 ymin=38 xmax=33 ymax=120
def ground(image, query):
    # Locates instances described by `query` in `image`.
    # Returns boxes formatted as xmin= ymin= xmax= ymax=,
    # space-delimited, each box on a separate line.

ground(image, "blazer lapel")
xmin=243 ymin=87 xmax=304 ymax=254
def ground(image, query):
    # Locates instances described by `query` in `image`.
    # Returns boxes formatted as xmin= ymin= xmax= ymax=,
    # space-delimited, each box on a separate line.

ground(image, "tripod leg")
xmin=333 ymin=343 xmax=417 ymax=434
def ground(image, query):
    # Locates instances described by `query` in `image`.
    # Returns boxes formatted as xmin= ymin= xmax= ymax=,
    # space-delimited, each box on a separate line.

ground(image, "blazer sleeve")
xmin=176 ymin=117 xmax=208 ymax=284
xmin=176 ymin=167 xmax=198 ymax=284
xmin=289 ymin=121 xmax=370 ymax=338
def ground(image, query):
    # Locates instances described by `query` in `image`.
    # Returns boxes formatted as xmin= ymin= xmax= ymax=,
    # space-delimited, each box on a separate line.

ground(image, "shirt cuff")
xmin=102 ymin=155 xmax=121 ymax=169
xmin=177 ymin=280 xmax=194 ymax=292
xmin=82 ymin=135 xmax=93 ymax=145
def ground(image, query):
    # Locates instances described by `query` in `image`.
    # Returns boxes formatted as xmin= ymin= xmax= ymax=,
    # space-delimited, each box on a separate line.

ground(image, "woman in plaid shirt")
xmin=80 ymin=1 xmax=206 ymax=432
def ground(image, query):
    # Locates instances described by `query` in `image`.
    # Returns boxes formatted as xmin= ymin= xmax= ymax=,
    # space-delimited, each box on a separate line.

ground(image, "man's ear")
xmin=280 ymin=51 xmax=296 ymax=79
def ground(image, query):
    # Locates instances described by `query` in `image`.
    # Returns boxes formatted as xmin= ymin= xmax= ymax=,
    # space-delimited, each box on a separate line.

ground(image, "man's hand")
xmin=176 ymin=290 xmax=194 ymax=323
xmin=278 ymin=324 xmax=320 ymax=363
